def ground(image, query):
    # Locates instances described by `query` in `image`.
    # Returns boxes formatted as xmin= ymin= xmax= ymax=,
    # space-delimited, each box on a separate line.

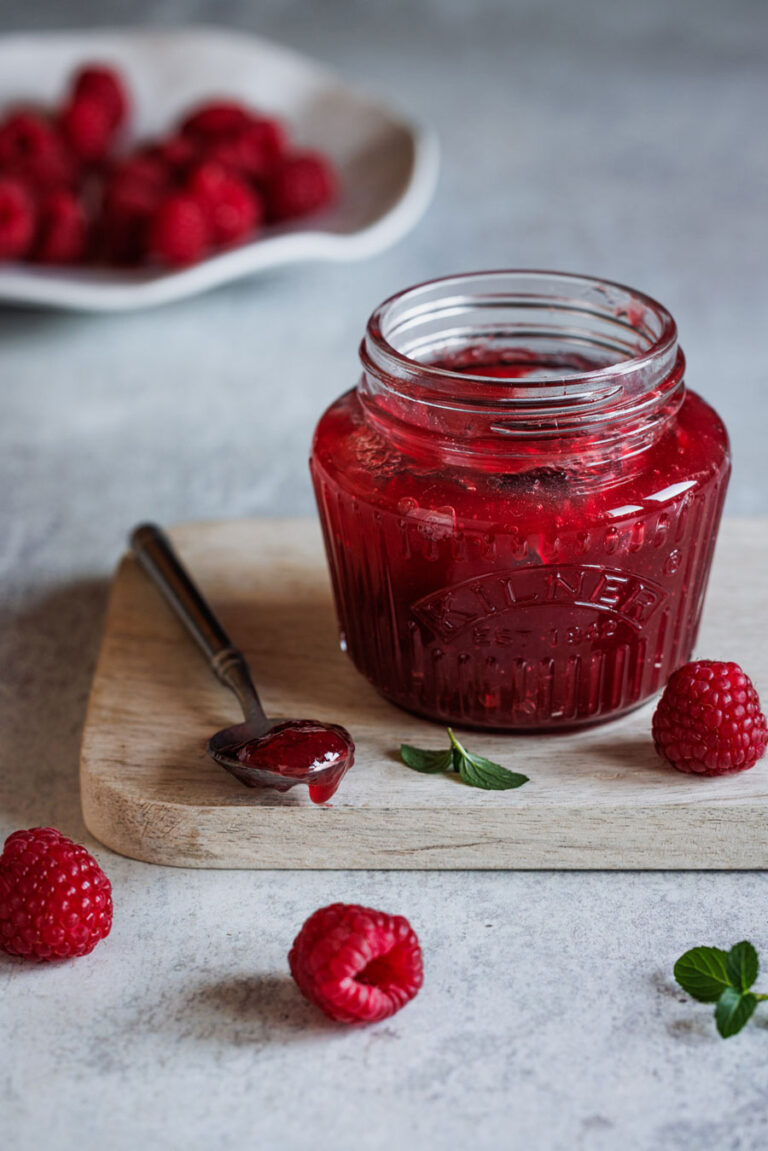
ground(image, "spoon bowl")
xmin=130 ymin=523 xmax=355 ymax=803
xmin=208 ymin=717 xmax=355 ymax=801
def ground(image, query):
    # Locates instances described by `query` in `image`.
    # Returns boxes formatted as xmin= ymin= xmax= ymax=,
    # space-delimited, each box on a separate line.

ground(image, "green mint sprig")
xmin=400 ymin=728 xmax=529 ymax=792
xmin=674 ymin=941 xmax=768 ymax=1037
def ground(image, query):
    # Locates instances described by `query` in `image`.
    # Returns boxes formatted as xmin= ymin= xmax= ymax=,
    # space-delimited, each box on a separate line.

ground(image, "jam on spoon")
xmin=130 ymin=523 xmax=355 ymax=804
xmin=236 ymin=720 xmax=354 ymax=803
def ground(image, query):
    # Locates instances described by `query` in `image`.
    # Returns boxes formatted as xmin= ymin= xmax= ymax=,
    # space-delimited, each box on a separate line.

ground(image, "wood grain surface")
xmin=80 ymin=518 xmax=768 ymax=869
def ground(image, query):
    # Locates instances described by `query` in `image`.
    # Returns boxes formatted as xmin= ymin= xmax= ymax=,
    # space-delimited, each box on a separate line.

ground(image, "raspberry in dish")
xmin=34 ymin=188 xmax=88 ymax=264
xmin=265 ymin=151 xmax=336 ymax=221
xmin=152 ymin=133 xmax=200 ymax=177
xmin=70 ymin=64 xmax=129 ymax=130
xmin=653 ymin=660 xmax=767 ymax=775
xmin=0 ymin=63 xmax=339 ymax=269
xmin=289 ymin=903 xmax=423 ymax=1023
xmin=109 ymin=152 xmax=171 ymax=195
xmin=0 ymin=827 xmax=113 ymax=960
xmin=187 ymin=162 xmax=263 ymax=247
xmin=203 ymin=120 xmax=286 ymax=182
xmin=0 ymin=176 xmax=36 ymax=259
xmin=61 ymin=97 xmax=115 ymax=162
xmin=0 ymin=111 xmax=75 ymax=188
xmin=102 ymin=173 xmax=167 ymax=264
xmin=148 ymin=192 xmax=210 ymax=267
xmin=180 ymin=101 xmax=255 ymax=139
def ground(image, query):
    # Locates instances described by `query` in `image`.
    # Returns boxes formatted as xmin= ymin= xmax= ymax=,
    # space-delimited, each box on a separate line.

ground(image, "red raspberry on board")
xmin=187 ymin=162 xmax=262 ymax=246
xmin=70 ymin=64 xmax=129 ymax=130
xmin=61 ymin=97 xmax=115 ymax=162
xmin=35 ymin=188 xmax=88 ymax=263
xmin=0 ymin=111 xmax=75 ymax=188
xmin=148 ymin=192 xmax=209 ymax=267
xmin=265 ymin=151 xmax=336 ymax=222
xmin=653 ymin=660 xmax=768 ymax=775
xmin=289 ymin=902 xmax=423 ymax=1023
xmin=0 ymin=176 xmax=36 ymax=260
xmin=0 ymin=827 xmax=113 ymax=960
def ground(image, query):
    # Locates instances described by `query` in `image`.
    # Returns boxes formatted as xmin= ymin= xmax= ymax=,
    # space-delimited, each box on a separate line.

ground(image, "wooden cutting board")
xmin=80 ymin=517 xmax=768 ymax=869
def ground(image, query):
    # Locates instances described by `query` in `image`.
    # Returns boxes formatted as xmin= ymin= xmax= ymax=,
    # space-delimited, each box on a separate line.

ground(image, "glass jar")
xmin=310 ymin=271 xmax=730 ymax=729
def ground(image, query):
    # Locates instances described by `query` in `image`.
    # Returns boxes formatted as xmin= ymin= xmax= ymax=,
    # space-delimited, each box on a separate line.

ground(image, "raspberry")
xmin=180 ymin=101 xmax=254 ymax=139
xmin=71 ymin=65 xmax=129 ymax=130
xmin=289 ymin=903 xmax=423 ymax=1024
xmin=653 ymin=660 xmax=768 ymax=775
xmin=61 ymin=97 xmax=115 ymax=162
xmin=265 ymin=151 xmax=336 ymax=222
xmin=203 ymin=119 xmax=285 ymax=182
xmin=0 ymin=828 xmax=112 ymax=960
xmin=152 ymin=133 xmax=199 ymax=176
xmin=109 ymin=152 xmax=170 ymax=194
xmin=0 ymin=177 xmax=36 ymax=260
xmin=0 ymin=110 xmax=75 ymax=188
xmin=187 ymin=162 xmax=262 ymax=247
xmin=148 ymin=193 xmax=209 ymax=267
xmin=102 ymin=170 xmax=167 ymax=264
xmin=35 ymin=189 xmax=87 ymax=264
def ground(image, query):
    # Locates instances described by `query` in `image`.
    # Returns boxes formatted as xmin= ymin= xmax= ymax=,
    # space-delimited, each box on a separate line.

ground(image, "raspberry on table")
xmin=0 ymin=827 xmax=113 ymax=960
xmin=0 ymin=176 xmax=36 ymax=260
xmin=35 ymin=189 xmax=88 ymax=264
xmin=653 ymin=660 xmax=768 ymax=775
xmin=70 ymin=64 xmax=129 ymax=130
xmin=148 ymin=192 xmax=210 ymax=267
xmin=265 ymin=151 xmax=336 ymax=222
xmin=187 ymin=162 xmax=262 ymax=246
xmin=289 ymin=902 xmax=423 ymax=1024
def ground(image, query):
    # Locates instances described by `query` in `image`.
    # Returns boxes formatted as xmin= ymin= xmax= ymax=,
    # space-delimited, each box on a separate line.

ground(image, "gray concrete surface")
xmin=1 ymin=2 xmax=767 ymax=1149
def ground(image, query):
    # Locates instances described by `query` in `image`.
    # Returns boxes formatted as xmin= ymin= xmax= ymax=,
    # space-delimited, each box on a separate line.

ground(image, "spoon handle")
xmin=129 ymin=522 xmax=268 ymax=728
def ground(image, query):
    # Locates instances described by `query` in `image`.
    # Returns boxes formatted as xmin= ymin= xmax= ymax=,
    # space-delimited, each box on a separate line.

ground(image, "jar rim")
xmin=364 ymin=269 xmax=678 ymax=397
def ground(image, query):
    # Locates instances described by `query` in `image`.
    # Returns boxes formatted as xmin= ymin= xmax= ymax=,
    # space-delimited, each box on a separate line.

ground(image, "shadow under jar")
xmin=311 ymin=271 xmax=731 ymax=730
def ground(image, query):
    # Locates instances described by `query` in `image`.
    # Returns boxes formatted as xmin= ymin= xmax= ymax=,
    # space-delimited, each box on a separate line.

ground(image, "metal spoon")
xmin=129 ymin=523 xmax=355 ymax=801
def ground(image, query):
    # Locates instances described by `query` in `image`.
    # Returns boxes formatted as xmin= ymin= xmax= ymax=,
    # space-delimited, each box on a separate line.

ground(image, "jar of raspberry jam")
xmin=311 ymin=271 xmax=730 ymax=729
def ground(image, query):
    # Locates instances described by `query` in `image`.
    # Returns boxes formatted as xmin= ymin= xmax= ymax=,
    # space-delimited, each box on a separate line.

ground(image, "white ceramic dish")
xmin=0 ymin=27 xmax=438 ymax=311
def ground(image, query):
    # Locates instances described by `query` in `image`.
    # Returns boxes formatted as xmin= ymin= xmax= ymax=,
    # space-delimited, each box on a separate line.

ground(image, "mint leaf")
xmin=400 ymin=745 xmax=454 ymax=774
xmin=726 ymin=941 xmax=759 ymax=993
xmin=400 ymin=730 xmax=531 ymax=791
xmin=457 ymin=751 xmax=529 ymax=790
xmin=673 ymin=941 xmax=766 ymax=1038
xmin=447 ymin=729 xmax=529 ymax=791
xmin=715 ymin=987 xmax=758 ymax=1038
xmin=674 ymin=946 xmax=732 ymax=1002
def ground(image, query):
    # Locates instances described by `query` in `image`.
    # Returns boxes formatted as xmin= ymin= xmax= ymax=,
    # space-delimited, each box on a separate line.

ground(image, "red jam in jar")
xmin=311 ymin=272 xmax=730 ymax=729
